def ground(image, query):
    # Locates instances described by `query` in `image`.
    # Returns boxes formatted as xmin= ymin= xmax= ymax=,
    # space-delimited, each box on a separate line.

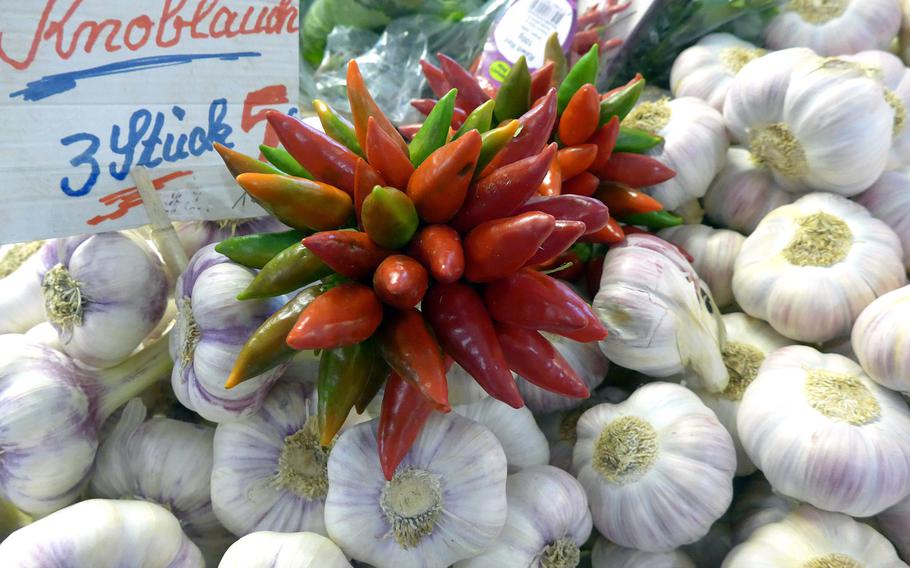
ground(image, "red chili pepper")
xmin=529 ymin=61 xmax=555 ymax=102
xmin=411 ymin=98 xmax=468 ymax=129
xmin=373 ymin=255 xmax=429 ymax=309
xmin=558 ymin=84 xmax=600 ymax=147
xmin=562 ymin=172 xmax=599 ymax=197
xmin=365 ymin=116 xmax=414 ymax=190
xmin=408 ymin=225 xmax=465 ymax=283
xmin=347 ymin=60 xmax=409 ymax=156
xmin=436 ymin=53 xmax=490 ymax=112
xmin=495 ymin=323 xmax=589 ymax=398
xmin=585 ymin=253 xmax=606 ymax=295
xmin=423 ymin=282 xmax=523 ymax=408
xmin=525 ymin=220 xmax=586 ymax=266
xmin=234 ymin=173 xmax=353 ymax=231
xmin=464 ymin=212 xmax=556 ymax=283
xmin=540 ymin=249 xmax=586 ymax=281
xmin=213 ymin=143 xmax=280 ymax=177
xmin=572 ymin=28 xmax=602 ymax=54
xmin=596 ymin=153 xmax=676 ymax=187
xmin=378 ymin=372 xmax=436 ymax=480
xmin=398 ymin=124 xmax=421 ymax=141
xmin=286 ymin=283 xmax=383 ymax=350
xmin=266 ymin=111 xmax=358 ymax=196
xmin=557 ymin=144 xmax=598 ymax=180
xmin=595 ymin=182 xmax=663 ymax=217
xmin=513 ymin=194 xmax=609 ymax=235
xmin=537 ymin=152 xmax=562 ymax=197
xmin=451 ymin=143 xmax=556 ymax=232
xmin=484 ymin=88 xmax=557 ymax=172
xmin=420 ymin=59 xmax=452 ymax=99
xmin=588 ymin=116 xmax=620 ymax=171
xmin=354 ymin=158 xmax=385 ymax=226
xmin=376 ymin=308 xmax=450 ymax=410
xmin=406 ymin=130 xmax=481 ymax=223
xmin=301 ymin=231 xmax=393 ymax=280
xmin=581 ymin=217 xmax=625 ymax=244
xmin=559 ymin=314 xmax=609 ymax=342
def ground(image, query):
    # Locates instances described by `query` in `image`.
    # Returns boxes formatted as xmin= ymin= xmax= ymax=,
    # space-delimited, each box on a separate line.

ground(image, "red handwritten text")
xmin=87 ymin=169 xmax=193 ymax=226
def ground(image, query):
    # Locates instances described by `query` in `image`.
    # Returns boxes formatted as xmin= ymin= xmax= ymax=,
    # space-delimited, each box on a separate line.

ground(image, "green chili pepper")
xmin=354 ymin=354 xmax=389 ymax=413
xmin=236 ymin=242 xmax=333 ymax=300
xmin=494 ymin=56 xmax=531 ymax=122
xmin=409 ymin=88 xmax=457 ymax=167
xmin=569 ymin=242 xmax=593 ymax=263
xmin=361 ymin=186 xmax=419 ymax=249
xmin=544 ymin=32 xmax=568 ymax=85
xmin=476 ymin=119 xmax=521 ymax=174
xmin=317 ymin=338 xmax=381 ymax=445
xmin=614 ymin=126 xmax=664 ymax=153
xmin=557 ymin=44 xmax=598 ymax=114
xmin=214 ymin=229 xmax=308 ymax=269
xmin=313 ymin=99 xmax=364 ymax=157
xmin=259 ymin=144 xmax=313 ymax=179
xmin=620 ymin=210 xmax=683 ymax=229
xmin=599 ymin=75 xmax=645 ymax=126
xmin=453 ymin=99 xmax=495 ymax=139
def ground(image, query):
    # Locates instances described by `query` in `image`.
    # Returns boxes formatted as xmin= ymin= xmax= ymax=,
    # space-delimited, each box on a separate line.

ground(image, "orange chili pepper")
xmin=558 ymin=84 xmax=600 ymax=147
xmin=464 ymin=211 xmax=556 ymax=283
xmin=373 ymin=255 xmax=429 ymax=309
xmin=213 ymin=143 xmax=280 ymax=177
xmin=537 ymin=152 xmax=562 ymax=197
xmin=562 ymin=171 xmax=599 ymax=197
xmin=286 ymin=283 xmax=383 ymax=350
xmin=588 ymin=115 xmax=620 ymax=171
xmin=557 ymin=144 xmax=598 ymax=179
xmin=234 ymin=173 xmax=352 ymax=231
xmin=365 ymin=117 xmax=414 ymax=190
xmin=406 ymin=130 xmax=481 ymax=223
xmin=408 ymin=225 xmax=465 ymax=283
xmin=595 ymin=182 xmax=663 ymax=217
xmin=581 ymin=217 xmax=625 ymax=244
xmin=347 ymin=60 xmax=408 ymax=156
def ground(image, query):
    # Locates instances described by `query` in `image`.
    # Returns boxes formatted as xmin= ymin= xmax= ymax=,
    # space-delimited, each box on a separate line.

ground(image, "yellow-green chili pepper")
xmin=317 ymin=338 xmax=381 ymax=445
xmin=259 ymin=144 xmax=313 ymax=179
xmin=236 ymin=242 xmax=333 ymax=300
xmin=614 ymin=126 xmax=664 ymax=153
xmin=453 ymin=99 xmax=495 ymax=139
xmin=313 ymin=99 xmax=364 ymax=157
xmin=214 ymin=229 xmax=309 ymax=269
xmin=494 ymin=56 xmax=531 ymax=122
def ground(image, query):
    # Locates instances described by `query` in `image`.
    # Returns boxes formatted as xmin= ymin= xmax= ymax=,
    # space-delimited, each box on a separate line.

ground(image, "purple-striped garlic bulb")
xmin=852 ymin=285 xmax=910 ymax=393
xmin=175 ymin=216 xmax=288 ymax=259
xmin=453 ymin=398 xmax=549 ymax=473
xmin=855 ymin=166 xmax=910 ymax=271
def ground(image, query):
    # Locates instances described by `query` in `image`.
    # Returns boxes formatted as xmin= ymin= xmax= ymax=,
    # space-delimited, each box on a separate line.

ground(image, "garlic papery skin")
xmin=572 ymin=382 xmax=736 ymax=552
xmin=175 ymin=216 xmax=288 ymax=258
xmin=856 ymin=167 xmax=910 ymax=270
xmin=325 ymin=413 xmax=508 ymax=568
xmin=517 ymin=333 xmax=609 ymax=415
xmin=218 ymin=531 xmax=351 ymax=568
xmin=733 ymin=192 xmax=906 ymax=343
xmin=852 ymin=285 xmax=910 ymax=393
xmin=670 ymin=33 xmax=766 ymax=111
xmin=211 ymin=380 xmax=332 ymax=537
xmin=622 ymin=96 xmax=728 ymax=210
xmin=593 ymin=234 xmax=727 ymax=392
xmin=764 ymin=0 xmax=902 ymax=56
xmin=171 ymin=245 xmax=286 ymax=423
xmin=453 ymin=398 xmax=549 ymax=473
xmin=455 ymin=465 xmax=592 ymax=568
xmin=703 ymin=148 xmax=798 ymax=235
xmin=879 ymin=494 xmax=910 ymax=561
xmin=0 ymin=498 xmax=204 ymax=567
xmin=658 ymin=225 xmax=746 ymax=309
xmin=738 ymin=346 xmax=910 ymax=516
xmin=90 ymin=399 xmax=232 ymax=566
xmin=592 ymin=537 xmax=695 ymax=568
xmin=730 ymin=476 xmax=797 ymax=545
xmin=722 ymin=505 xmax=908 ymax=568
xmin=724 ymin=48 xmax=894 ymax=195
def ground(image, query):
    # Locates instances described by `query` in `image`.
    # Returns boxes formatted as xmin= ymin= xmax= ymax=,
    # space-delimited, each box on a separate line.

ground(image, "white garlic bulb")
xmin=733 ymin=192 xmax=906 ymax=343
xmin=516 ymin=333 xmax=609 ymax=415
xmin=622 ymin=96 xmax=728 ymax=210
xmin=856 ymin=167 xmax=910 ymax=270
xmin=218 ymin=531 xmax=351 ymax=568
xmin=0 ymin=499 xmax=204 ymax=567
xmin=455 ymin=465 xmax=592 ymax=568
xmin=594 ymin=234 xmax=727 ymax=392
xmin=738 ymin=346 xmax=910 ymax=516
xmin=723 ymin=505 xmax=907 ymax=567
xmin=764 ymin=0 xmax=902 ymax=56
xmin=670 ymin=33 xmax=766 ymax=111
xmin=879 ymin=493 xmax=910 ymax=561
xmin=725 ymin=48 xmax=894 ymax=195
xmin=730 ymin=476 xmax=796 ymax=545
xmin=659 ymin=225 xmax=745 ymax=309
xmin=325 ymin=413 xmax=508 ymax=568
xmin=852 ymin=285 xmax=910 ymax=393
xmin=592 ymin=537 xmax=695 ymax=568
xmin=573 ymin=382 xmax=736 ymax=552
xmin=453 ymin=398 xmax=549 ymax=473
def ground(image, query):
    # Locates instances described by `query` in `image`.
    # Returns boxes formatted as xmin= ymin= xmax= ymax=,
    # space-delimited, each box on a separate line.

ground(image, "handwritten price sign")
xmin=0 ymin=0 xmax=299 ymax=243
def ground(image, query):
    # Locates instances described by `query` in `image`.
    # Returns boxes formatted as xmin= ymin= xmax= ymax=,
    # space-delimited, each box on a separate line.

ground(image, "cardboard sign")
xmin=0 ymin=0 xmax=300 ymax=244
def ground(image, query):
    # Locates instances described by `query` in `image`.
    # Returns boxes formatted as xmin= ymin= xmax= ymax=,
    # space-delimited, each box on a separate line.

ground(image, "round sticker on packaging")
xmin=493 ymin=0 xmax=575 ymax=69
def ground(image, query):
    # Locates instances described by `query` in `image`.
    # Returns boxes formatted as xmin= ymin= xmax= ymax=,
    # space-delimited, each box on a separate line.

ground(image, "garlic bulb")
xmin=879 ymin=494 xmax=910 ymax=561
xmin=852 ymin=285 xmax=910 ymax=393
xmin=446 ymin=362 xmax=491 ymax=405
xmin=856 ymin=167 xmax=910 ymax=270
xmin=0 ymin=332 xmax=172 ymax=516
xmin=0 ymin=498 xmax=204 ymax=567
xmin=516 ymin=333 xmax=609 ymax=415
xmin=453 ymin=398 xmax=549 ymax=473
xmin=325 ymin=413 xmax=508 ymax=567
xmin=455 ymin=465 xmax=592 ymax=568
xmin=593 ymin=234 xmax=727 ymax=392
xmin=539 ymin=387 xmax=629 ymax=471
xmin=0 ymin=241 xmax=47 ymax=333
xmin=90 ymin=399 xmax=231 ymax=566
xmin=592 ymin=537 xmax=695 ymax=568
xmin=725 ymin=48 xmax=894 ymax=195
xmin=730 ymin=476 xmax=796 ymax=545
xmin=176 ymin=216 xmax=287 ymax=258
xmin=738 ymin=346 xmax=910 ymax=516
xmin=659 ymin=225 xmax=745 ymax=309
xmin=673 ymin=199 xmax=704 ymax=225
xmin=24 ymin=321 xmax=62 ymax=350
xmin=703 ymin=148 xmax=797 ymax=235
xmin=670 ymin=33 xmax=766 ymax=111
xmin=764 ymin=0 xmax=902 ymax=56
xmin=219 ymin=531 xmax=351 ymax=568
xmin=723 ymin=505 xmax=907 ymax=567
xmin=733 ymin=192 xmax=906 ymax=343
xmin=573 ymin=382 xmax=736 ymax=552
xmin=171 ymin=244 xmax=286 ymax=423
xmin=622 ymin=96 xmax=728 ymax=210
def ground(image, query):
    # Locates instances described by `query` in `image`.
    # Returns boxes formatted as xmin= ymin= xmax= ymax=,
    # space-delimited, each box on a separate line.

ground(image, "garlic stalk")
xmin=879 ymin=494 xmax=910 ymax=561
xmin=0 ymin=499 xmax=204 ymax=567
xmin=592 ymin=537 xmax=695 ymax=568
xmin=175 ymin=216 xmax=288 ymax=258
xmin=171 ymin=244 xmax=286 ymax=423
xmin=90 ymin=399 xmax=232 ymax=567
xmin=659 ymin=225 xmax=745 ymax=309
xmin=670 ymin=33 xmax=766 ymax=111
xmin=730 ymin=476 xmax=796 ymax=546
xmin=517 ymin=333 xmax=609 ymax=415
xmin=573 ymin=382 xmax=736 ymax=552
xmin=453 ymin=398 xmax=549 ymax=473
xmin=0 ymin=332 xmax=172 ymax=516
xmin=593 ymin=234 xmax=727 ymax=392
xmin=455 ymin=465 xmax=592 ymax=568
xmin=856 ymin=166 xmax=910 ymax=271
xmin=325 ymin=413 xmax=508 ymax=567
xmin=723 ymin=505 xmax=907 ymax=567
xmin=738 ymin=346 xmax=910 ymax=516
xmin=218 ymin=531 xmax=351 ymax=568
xmin=852 ymin=285 xmax=910 ymax=393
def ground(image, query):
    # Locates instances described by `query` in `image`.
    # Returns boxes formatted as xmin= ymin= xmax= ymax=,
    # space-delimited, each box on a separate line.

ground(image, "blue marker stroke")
xmin=10 ymin=51 xmax=260 ymax=101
